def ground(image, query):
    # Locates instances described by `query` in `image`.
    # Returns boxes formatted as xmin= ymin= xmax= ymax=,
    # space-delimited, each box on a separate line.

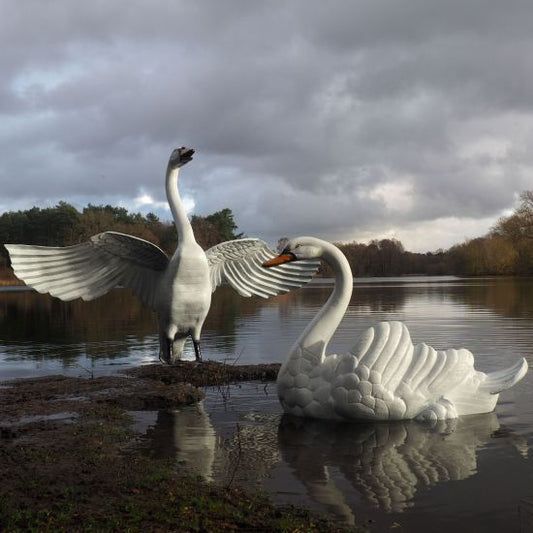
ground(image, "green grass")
xmin=0 ymin=401 xmax=354 ymax=532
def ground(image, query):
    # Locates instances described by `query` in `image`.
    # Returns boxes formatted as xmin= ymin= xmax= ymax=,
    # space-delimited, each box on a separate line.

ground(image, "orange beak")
xmin=262 ymin=253 xmax=295 ymax=268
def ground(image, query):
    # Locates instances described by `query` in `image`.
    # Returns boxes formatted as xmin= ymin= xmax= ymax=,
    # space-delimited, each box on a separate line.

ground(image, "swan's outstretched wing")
xmin=332 ymin=321 xmax=527 ymax=419
xmin=206 ymin=238 xmax=320 ymax=298
xmin=5 ymin=231 xmax=168 ymax=309
xmin=328 ymin=321 xmax=475 ymax=419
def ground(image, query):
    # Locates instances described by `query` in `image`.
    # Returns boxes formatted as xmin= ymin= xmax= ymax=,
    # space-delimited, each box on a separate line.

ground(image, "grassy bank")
xmin=0 ymin=364 xmax=356 ymax=532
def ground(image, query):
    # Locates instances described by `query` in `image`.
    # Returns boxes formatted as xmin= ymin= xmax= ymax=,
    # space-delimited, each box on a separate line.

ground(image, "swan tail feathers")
xmin=479 ymin=357 xmax=528 ymax=394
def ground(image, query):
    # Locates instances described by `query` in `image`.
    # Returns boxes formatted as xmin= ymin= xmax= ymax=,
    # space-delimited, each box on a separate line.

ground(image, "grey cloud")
xmin=1 ymin=1 xmax=532 ymax=252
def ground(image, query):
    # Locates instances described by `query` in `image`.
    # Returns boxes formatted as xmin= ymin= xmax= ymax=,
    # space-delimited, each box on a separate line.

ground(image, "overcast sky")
xmin=1 ymin=1 xmax=532 ymax=252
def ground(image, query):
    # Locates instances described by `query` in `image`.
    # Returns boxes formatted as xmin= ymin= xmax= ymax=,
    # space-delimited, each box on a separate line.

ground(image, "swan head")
xmin=168 ymin=146 xmax=195 ymax=169
xmin=263 ymin=236 xmax=325 ymax=267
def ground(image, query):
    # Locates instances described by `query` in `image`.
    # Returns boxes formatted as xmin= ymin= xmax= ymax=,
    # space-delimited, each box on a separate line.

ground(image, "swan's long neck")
xmin=166 ymin=165 xmax=195 ymax=246
xmin=294 ymin=243 xmax=353 ymax=361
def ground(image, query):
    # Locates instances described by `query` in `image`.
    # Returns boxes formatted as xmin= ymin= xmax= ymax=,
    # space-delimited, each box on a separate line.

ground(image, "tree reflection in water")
xmin=3 ymin=277 xmax=530 ymax=370
xmin=0 ymin=289 xmax=158 ymax=364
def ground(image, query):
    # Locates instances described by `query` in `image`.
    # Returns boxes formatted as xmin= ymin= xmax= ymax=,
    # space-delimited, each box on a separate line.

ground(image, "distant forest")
xmin=0 ymin=190 xmax=532 ymax=278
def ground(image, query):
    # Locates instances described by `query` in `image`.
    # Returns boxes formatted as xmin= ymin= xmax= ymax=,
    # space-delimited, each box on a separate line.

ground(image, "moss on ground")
xmin=0 ymin=363 xmax=356 ymax=532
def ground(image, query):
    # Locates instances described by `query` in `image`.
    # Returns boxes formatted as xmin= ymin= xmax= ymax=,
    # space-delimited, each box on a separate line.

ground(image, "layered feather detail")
xmin=206 ymin=238 xmax=320 ymax=298
xmin=5 ymin=231 xmax=168 ymax=310
xmin=277 ymin=321 xmax=528 ymax=421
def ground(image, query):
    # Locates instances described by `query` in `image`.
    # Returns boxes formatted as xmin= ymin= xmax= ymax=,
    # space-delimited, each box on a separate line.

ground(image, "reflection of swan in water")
xmin=5 ymin=148 xmax=318 ymax=364
xmin=144 ymin=402 xmax=217 ymax=481
xmin=278 ymin=412 xmax=522 ymax=516
xmin=263 ymin=237 xmax=528 ymax=421
xmin=139 ymin=389 xmax=283 ymax=487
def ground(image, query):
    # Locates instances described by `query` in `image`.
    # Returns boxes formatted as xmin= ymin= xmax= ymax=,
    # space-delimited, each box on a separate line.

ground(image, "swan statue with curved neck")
xmin=263 ymin=236 xmax=528 ymax=421
xmin=4 ymin=148 xmax=319 ymax=364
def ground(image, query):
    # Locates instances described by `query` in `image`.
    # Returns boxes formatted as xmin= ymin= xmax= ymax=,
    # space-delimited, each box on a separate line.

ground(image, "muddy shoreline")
xmin=0 ymin=361 xmax=354 ymax=531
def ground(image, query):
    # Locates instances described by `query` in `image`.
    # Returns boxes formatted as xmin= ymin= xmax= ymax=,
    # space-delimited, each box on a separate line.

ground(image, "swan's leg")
xmin=159 ymin=333 xmax=171 ymax=364
xmin=158 ymin=330 xmax=187 ymax=365
xmin=192 ymin=338 xmax=202 ymax=361
xmin=170 ymin=336 xmax=187 ymax=364
xmin=191 ymin=325 xmax=203 ymax=361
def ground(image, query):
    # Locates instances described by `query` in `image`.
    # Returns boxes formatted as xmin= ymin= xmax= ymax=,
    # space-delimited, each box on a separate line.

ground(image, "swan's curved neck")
xmin=295 ymin=243 xmax=353 ymax=360
xmin=166 ymin=165 xmax=195 ymax=245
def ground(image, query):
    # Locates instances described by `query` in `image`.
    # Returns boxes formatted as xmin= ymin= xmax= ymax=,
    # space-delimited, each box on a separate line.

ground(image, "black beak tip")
xmin=180 ymin=147 xmax=195 ymax=159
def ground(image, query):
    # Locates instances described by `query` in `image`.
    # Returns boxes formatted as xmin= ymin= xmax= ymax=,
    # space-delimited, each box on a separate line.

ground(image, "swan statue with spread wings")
xmin=4 ymin=148 xmax=319 ymax=364
xmin=263 ymin=236 xmax=528 ymax=421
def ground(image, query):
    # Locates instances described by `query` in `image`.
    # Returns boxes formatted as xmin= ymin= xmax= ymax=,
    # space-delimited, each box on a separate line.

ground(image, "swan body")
xmin=263 ymin=237 xmax=528 ymax=421
xmin=4 ymin=148 xmax=319 ymax=364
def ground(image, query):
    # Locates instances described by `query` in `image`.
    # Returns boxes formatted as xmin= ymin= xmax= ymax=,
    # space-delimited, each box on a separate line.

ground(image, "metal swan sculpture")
xmin=263 ymin=236 xmax=528 ymax=421
xmin=4 ymin=148 xmax=319 ymax=364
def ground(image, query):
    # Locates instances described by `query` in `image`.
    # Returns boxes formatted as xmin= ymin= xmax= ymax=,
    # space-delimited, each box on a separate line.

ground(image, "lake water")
xmin=1 ymin=277 xmax=533 ymax=531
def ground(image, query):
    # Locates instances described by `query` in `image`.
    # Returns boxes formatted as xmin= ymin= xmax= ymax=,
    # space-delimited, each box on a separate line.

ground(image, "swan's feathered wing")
xmin=206 ymin=238 xmax=320 ymax=298
xmin=332 ymin=321 xmax=527 ymax=420
xmin=280 ymin=321 xmax=528 ymax=421
xmin=5 ymin=231 xmax=168 ymax=309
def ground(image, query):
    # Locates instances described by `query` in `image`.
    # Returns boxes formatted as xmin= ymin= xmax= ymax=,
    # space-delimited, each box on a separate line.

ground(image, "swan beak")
xmin=180 ymin=146 xmax=195 ymax=160
xmin=263 ymin=253 xmax=296 ymax=268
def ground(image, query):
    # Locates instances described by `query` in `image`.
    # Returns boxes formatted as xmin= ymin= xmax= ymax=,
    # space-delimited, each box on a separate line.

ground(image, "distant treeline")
xmin=307 ymin=190 xmax=532 ymax=277
xmin=1 ymin=190 xmax=532 ymax=277
xmin=0 ymin=202 xmax=241 ymax=261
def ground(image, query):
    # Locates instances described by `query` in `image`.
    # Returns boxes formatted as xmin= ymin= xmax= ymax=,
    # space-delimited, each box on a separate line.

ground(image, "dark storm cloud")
xmin=1 ymin=0 xmax=532 ymax=251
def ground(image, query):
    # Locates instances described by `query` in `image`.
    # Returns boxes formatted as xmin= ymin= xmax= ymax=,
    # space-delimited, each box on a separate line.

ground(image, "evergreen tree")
xmin=205 ymin=208 xmax=243 ymax=241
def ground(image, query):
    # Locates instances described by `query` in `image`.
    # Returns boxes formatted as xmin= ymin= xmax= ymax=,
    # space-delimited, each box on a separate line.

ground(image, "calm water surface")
xmin=1 ymin=276 xmax=533 ymax=532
